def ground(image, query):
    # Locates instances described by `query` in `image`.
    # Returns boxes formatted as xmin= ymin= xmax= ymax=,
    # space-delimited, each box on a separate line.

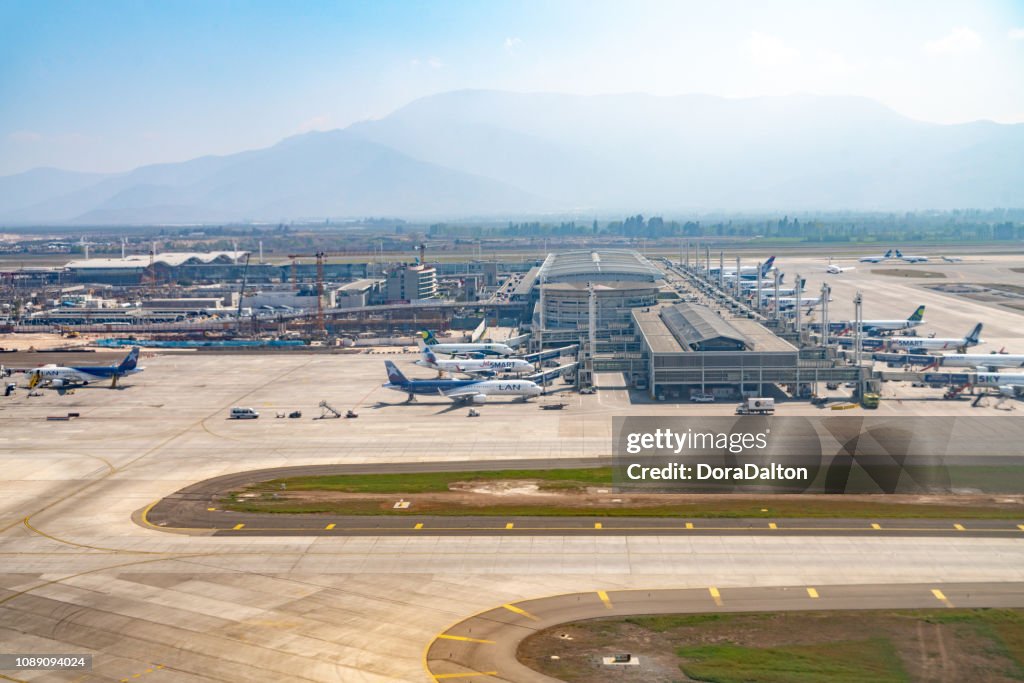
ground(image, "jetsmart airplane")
xmin=416 ymin=348 xmax=534 ymax=377
xmin=889 ymin=323 xmax=983 ymax=352
xmin=418 ymin=330 xmax=514 ymax=357
xmin=382 ymin=361 xmax=542 ymax=404
xmin=26 ymin=347 xmax=142 ymax=391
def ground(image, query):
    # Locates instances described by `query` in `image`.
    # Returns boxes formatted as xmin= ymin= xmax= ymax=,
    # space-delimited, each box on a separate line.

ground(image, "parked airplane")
xmin=927 ymin=353 xmax=1024 ymax=371
xmin=941 ymin=256 xmax=963 ymax=263
xmin=416 ymin=348 xmax=534 ymax=377
xmin=418 ymin=330 xmax=514 ymax=357
xmin=383 ymin=361 xmax=542 ymax=404
xmin=888 ymin=324 xmax=983 ymax=352
xmin=773 ymin=296 xmax=826 ymax=310
xmin=820 ymin=306 xmax=927 ymax=336
xmin=895 ymin=249 xmax=928 ymax=263
xmin=712 ymin=256 xmax=776 ymax=281
xmin=826 ymin=258 xmax=855 ymax=274
xmin=26 ymin=347 xmax=142 ymax=390
xmin=859 ymin=249 xmax=894 ymax=263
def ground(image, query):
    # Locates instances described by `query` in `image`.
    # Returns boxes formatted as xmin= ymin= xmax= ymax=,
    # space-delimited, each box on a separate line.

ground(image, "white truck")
xmin=735 ymin=397 xmax=775 ymax=415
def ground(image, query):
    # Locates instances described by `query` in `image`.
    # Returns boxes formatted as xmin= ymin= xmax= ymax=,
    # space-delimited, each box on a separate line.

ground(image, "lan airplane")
xmin=419 ymin=330 xmax=514 ymax=357
xmin=416 ymin=348 xmax=534 ymax=377
xmin=26 ymin=347 xmax=142 ymax=390
xmin=889 ymin=323 xmax=983 ymax=352
xmin=383 ymin=361 xmax=541 ymax=404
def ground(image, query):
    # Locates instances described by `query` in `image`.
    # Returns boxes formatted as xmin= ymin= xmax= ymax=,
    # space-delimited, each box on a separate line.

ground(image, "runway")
xmin=425 ymin=582 xmax=1024 ymax=682
xmin=141 ymin=461 xmax=1024 ymax=538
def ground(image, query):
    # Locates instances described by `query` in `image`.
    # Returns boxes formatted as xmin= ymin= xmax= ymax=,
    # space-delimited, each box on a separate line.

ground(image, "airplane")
xmin=924 ymin=353 xmax=1024 ymax=372
xmin=773 ymin=296 xmax=826 ymax=310
xmin=825 ymin=258 xmax=855 ymax=275
xmin=418 ymin=330 xmax=514 ymax=357
xmin=712 ymin=256 xmax=776 ymax=281
xmin=382 ymin=361 xmax=542 ymax=404
xmin=25 ymin=347 xmax=142 ymax=391
xmin=888 ymin=323 xmax=983 ymax=353
xmin=415 ymin=348 xmax=534 ymax=377
xmin=817 ymin=306 xmax=927 ymax=336
xmin=895 ymin=249 xmax=928 ymax=264
xmin=941 ymin=256 xmax=963 ymax=263
xmin=859 ymin=249 xmax=894 ymax=263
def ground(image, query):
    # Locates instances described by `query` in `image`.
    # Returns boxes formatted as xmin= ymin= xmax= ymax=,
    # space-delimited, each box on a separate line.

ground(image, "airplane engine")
xmin=999 ymin=385 xmax=1023 ymax=398
xmin=50 ymin=379 xmax=64 ymax=388
xmin=472 ymin=394 xmax=488 ymax=404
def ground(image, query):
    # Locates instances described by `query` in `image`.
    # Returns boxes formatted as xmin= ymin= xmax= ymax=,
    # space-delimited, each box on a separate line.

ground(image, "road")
xmin=425 ymin=582 xmax=1024 ymax=682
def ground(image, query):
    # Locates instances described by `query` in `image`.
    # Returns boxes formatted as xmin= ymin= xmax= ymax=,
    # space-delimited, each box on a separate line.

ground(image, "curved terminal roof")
xmin=538 ymin=249 xmax=662 ymax=283
xmin=661 ymin=302 xmax=749 ymax=351
xmin=65 ymin=251 xmax=248 ymax=270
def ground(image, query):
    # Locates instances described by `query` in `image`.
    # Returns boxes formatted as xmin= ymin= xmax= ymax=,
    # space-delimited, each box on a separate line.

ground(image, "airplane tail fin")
xmin=761 ymin=256 xmax=776 ymax=275
xmin=884 ymin=249 xmax=893 ymax=258
xmin=907 ymin=305 xmax=925 ymax=322
xmin=419 ymin=330 xmax=439 ymax=347
xmin=384 ymin=361 xmax=409 ymax=385
xmin=421 ymin=348 xmax=438 ymax=365
xmin=966 ymin=323 xmax=983 ymax=344
xmin=118 ymin=347 xmax=140 ymax=372
xmin=895 ymin=249 xmax=904 ymax=258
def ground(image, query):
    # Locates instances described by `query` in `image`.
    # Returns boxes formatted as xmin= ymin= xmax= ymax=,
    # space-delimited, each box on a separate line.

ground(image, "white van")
xmin=229 ymin=407 xmax=259 ymax=419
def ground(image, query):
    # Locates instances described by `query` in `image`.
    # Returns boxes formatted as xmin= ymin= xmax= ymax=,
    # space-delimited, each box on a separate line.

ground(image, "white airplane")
xmin=711 ymin=256 xmax=776 ymax=281
xmin=929 ymin=353 xmax=1024 ymax=371
xmin=972 ymin=372 xmax=1024 ymax=401
xmin=895 ymin=249 xmax=928 ymax=263
xmin=941 ymin=256 xmax=963 ymax=263
xmin=822 ymin=305 xmax=927 ymax=336
xmin=418 ymin=330 xmax=513 ymax=357
xmin=889 ymin=324 xmax=983 ymax=352
xmin=416 ymin=348 xmax=534 ymax=377
xmin=859 ymin=249 xmax=894 ymax=263
xmin=383 ymin=361 xmax=541 ymax=404
xmin=826 ymin=257 xmax=855 ymax=274
xmin=25 ymin=347 xmax=142 ymax=391
xmin=774 ymin=296 xmax=826 ymax=310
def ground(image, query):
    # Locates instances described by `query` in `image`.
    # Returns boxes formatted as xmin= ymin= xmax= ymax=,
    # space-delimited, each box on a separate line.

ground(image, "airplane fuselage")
xmin=427 ymin=342 xmax=513 ymax=357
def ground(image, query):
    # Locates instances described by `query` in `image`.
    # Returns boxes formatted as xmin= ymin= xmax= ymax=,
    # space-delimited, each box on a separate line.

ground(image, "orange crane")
xmin=286 ymin=251 xmax=331 ymax=335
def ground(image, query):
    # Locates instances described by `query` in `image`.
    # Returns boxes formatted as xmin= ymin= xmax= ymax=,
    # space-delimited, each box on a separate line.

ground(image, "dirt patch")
xmin=872 ymin=269 xmax=946 ymax=279
xmin=518 ymin=610 xmax=1024 ymax=683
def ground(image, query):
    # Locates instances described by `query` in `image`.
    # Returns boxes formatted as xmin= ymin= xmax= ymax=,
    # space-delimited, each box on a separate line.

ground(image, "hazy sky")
xmin=2 ymin=0 xmax=1022 ymax=175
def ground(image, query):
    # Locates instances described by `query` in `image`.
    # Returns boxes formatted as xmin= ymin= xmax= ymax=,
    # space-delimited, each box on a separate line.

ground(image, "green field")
xmin=519 ymin=609 xmax=1024 ymax=683
xmin=221 ymin=467 xmax=1024 ymax=519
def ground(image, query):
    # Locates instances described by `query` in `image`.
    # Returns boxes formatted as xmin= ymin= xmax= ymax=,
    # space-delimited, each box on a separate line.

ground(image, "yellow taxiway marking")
xmin=954 ymin=524 xmax=965 ymax=531
xmin=502 ymin=603 xmax=539 ymax=620
xmin=206 ymin=507 xmax=216 ymax=511
xmin=325 ymin=523 xmax=336 ymax=530
xmin=437 ymin=634 xmax=495 ymax=644
xmin=597 ymin=590 xmax=613 ymax=609
xmin=806 ymin=587 xmax=819 ymax=599
xmin=932 ymin=589 xmax=953 ymax=607
xmin=432 ymin=672 xmax=498 ymax=680
xmin=768 ymin=522 xmax=778 ymax=530
xmin=871 ymin=523 xmax=881 ymax=530
xmin=709 ymin=586 xmax=723 ymax=606
xmin=685 ymin=522 xmax=694 ymax=529
xmin=415 ymin=523 xmax=424 ymax=530
xmin=505 ymin=522 xmax=514 ymax=529
xmin=594 ymin=522 xmax=602 ymax=529
xmin=231 ymin=523 xmax=245 ymax=530
xmin=1018 ymin=524 xmax=1024 ymax=531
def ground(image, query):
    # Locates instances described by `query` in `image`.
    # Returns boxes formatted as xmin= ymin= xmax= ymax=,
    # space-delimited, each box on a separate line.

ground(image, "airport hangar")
xmin=522 ymin=248 xmax=860 ymax=398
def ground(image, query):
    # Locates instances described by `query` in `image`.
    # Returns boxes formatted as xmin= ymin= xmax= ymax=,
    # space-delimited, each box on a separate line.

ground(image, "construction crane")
xmin=286 ymin=251 xmax=331 ymax=335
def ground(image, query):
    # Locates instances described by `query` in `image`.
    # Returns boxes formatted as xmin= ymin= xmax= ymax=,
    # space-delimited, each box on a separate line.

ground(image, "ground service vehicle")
xmin=735 ymin=397 xmax=775 ymax=415
xmin=229 ymin=407 xmax=260 ymax=419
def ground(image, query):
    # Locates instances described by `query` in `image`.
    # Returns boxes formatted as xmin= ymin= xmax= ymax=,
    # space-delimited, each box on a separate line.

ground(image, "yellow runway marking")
xmin=768 ymin=522 xmax=778 ymax=529
xmin=437 ymin=634 xmax=495 ymax=644
xmin=231 ymin=523 xmax=245 ymax=530
xmin=502 ymin=603 xmax=539 ymax=620
xmin=871 ymin=523 xmax=881 ymax=529
xmin=807 ymin=587 xmax=819 ymax=599
xmin=709 ymin=586 xmax=722 ymax=606
xmin=954 ymin=524 xmax=965 ymax=531
xmin=325 ymin=523 xmax=335 ymax=530
xmin=206 ymin=507 xmax=216 ymax=511
xmin=415 ymin=523 xmax=424 ymax=530
xmin=505 ymin=522 xmax=514 ymax=529
xmin=597 ymin=590 xmax=613 ymax=609
xmin=685 ymin=522 xmax=694 ymax=529
xmin=432 ymin=672 xmax=498 ymax=680
xmin=932 ymin=589 xmax=953 ymax=607
xmin=594 ymin=522 xmax=602 ymax=529
xmin=1019 ymin=524 xmax=1024 ymax=531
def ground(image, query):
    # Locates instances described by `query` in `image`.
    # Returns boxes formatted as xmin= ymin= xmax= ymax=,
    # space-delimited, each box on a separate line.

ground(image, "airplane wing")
xmin=439 ymin=387 xmax=485 ymax=403
xmin=527 ymin=362 xmax=579 ymax=385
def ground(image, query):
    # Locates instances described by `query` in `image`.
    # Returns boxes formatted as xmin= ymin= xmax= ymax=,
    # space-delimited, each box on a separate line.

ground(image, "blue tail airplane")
xmin=26 ymin=347 xmax=143 ymax=391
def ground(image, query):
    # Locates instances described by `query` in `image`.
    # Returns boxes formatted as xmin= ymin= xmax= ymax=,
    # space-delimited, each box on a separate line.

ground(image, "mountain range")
xmin=2 ymin=90 xmax=1021 ymax=224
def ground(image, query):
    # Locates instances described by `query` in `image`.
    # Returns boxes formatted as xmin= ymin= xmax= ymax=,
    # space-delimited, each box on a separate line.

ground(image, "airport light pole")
xmin=820 ymin=282 xmax=831 ymax=350
xmin=773 ymin=270 xmax=780 ymax=322
xmin=794 ymin=274 xmax=802 ymax=343
xmin=718 ymin=251 xmax=724 ymax=289
xmin=854 ymin=290 xmax=864 ymax=399
xmin=734 ymin=256 xmax=741 ymax=299
xmin=756 ymin=262 xmax=762 ymax=314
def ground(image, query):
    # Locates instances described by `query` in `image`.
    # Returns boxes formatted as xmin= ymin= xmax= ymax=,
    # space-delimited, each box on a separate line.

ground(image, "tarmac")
xmin=1 ymin=252 xmax=1024 ymax=681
